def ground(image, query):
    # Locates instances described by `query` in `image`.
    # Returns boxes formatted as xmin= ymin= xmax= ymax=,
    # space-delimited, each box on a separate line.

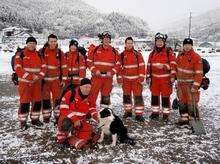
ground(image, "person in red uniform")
xmin=66 ymin=39 xmax=86 ymax=86
xmin=117 ymin=37 xmax=145 ymax=121
xmin=87 ymin=31 xmax=120 ymax=108
xmin=176 ymin=38 xmax=203 ymax=125
xmin=56 ymin=78 xmax=99 ymax=149
xmin=146 ymin=33 xmax=177 ymax=120
xmin=14 ymin=37 xmax=46 ymax=129
xmin=40 ymin=34 xmax=68 ymax=124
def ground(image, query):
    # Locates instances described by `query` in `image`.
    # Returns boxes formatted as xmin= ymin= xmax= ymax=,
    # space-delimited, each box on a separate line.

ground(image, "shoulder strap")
xmin=69 ymin=89 xmax=76 ymax=103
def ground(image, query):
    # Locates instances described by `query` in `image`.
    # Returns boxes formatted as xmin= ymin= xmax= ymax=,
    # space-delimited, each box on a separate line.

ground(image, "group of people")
xmin=13 ymin=31 xmax=204 ymax=149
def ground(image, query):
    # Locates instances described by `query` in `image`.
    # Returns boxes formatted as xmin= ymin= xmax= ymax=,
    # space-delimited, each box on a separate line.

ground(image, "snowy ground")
xmin=0 ymin=49 xmax=220 ymax=163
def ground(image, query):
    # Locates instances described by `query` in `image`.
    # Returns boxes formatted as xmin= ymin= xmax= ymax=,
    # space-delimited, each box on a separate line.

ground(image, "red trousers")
xmin=150 ymin=77 xmax=172 ymax=97
xmin=91 ymin=76 xmax=113 ymax=101
xmin=177 ymin=83 xmax=200 ymax=105
xmin=57 ymin=121 xmax=92 ymax=149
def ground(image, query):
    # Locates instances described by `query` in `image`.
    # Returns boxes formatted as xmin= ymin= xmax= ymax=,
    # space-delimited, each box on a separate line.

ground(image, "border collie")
xmin=98 ymin=108 xmax=135 ymax=146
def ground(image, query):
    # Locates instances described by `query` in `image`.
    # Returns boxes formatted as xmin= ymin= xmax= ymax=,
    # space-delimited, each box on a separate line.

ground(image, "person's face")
xmin=125 ymin=40 xmax=133 ymax=50
xmin=155 ymin=38 xmax=165 ymax=48
xmin=48 ymin=38 xmax=58 ymax=49
xmin=69 ymin=45 xmax=77 ymax=52
xmin=26 ymin=42 xmax=36 ymax=51
xmin=183 ymin=44 xmax=193 ymax=52
xmin=80 ymin=84 xmax=91 ymax=96
xmin=102 ymin=36 xmax=110 ymax=46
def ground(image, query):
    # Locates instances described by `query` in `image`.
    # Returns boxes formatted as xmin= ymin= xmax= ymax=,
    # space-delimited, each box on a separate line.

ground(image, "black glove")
xmin=61 ymin=117 xmax=73 ymax=133
xmin=86 ymin=113 xmax=91 ymax=119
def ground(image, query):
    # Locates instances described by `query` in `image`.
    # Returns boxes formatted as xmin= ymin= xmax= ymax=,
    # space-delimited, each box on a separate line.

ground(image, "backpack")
xmin=120 ymin=49 xmax=139 ymax=67
xmin=59 ymin=83 xmax=76 ymax=104
xmin=200 ymin=58 xmax=210 ymax=90
xmin=11 ymin=47 xmax=41 ymax=85
xmin=92 ymin=45 xmax=118 ymax=62
xmin=40 ymin=43 xmax=62 ymax=80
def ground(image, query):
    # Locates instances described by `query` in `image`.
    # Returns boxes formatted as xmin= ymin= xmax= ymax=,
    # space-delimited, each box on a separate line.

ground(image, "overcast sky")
xmin=84 ymin=0 xmax=220 ymax=31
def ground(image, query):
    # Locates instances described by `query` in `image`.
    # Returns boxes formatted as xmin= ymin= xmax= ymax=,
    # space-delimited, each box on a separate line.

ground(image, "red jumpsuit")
xmin=56 ymin=88 xmax=98 ymax=149
xmin=117 ymin=48 xmax=145 ymax=117
xmin=176 ymin=49 xmax=203 ymax=121
xmin=146 ymin=47 xmax=176 ymax=116
xmin=40 ymin=47 xmax=68 ymax=122
xmin=87 ymin=45 xmax=120 ymax=107
xmin=14 ymin=47 xmax=46 ymax=123
xmin=66 ymin=50 xmax=86 ymax=86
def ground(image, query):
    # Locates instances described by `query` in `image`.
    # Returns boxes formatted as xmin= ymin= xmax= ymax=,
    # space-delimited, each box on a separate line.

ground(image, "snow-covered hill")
xmin=162 ymin=7 xmax=220 ymax=41
xmin=0 ymin=0 xmax=149 ymax=38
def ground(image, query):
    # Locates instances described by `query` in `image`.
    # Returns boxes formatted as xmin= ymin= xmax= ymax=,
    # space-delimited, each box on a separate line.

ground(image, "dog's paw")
xmin=110 ymin=143 xmax=116 ymax=147
xmin=98 ymin=138 xmax=103 ymax=143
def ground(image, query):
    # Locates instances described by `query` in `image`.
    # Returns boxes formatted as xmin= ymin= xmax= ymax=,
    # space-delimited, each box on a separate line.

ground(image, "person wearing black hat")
xmin=86 ymin=31 xmax=120 ymax=109
xmin=146 ymin=33 xmax=177 ymax=121
xmin=56 ymin=77 xmax=100 ymax=149
xmin=176 ymin=38 xmax=203 ymax=125
xmin=14 ymin=36 xmax=46 ymax=129
xmin=66 ymin=39 xmax=86 ymax=86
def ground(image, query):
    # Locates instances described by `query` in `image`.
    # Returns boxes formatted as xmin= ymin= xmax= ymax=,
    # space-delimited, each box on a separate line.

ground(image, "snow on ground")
xmin=0 ymin=46 xmax=220 ymax=163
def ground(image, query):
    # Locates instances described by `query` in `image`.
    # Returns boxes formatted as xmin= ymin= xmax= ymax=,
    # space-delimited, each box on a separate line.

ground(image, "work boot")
xmin=135 ymin=115 xmax=145 ymax=122
xmin=150 ymin=113 xmax=159 ymax=120
xmin=123 ymin=111 xmax=132 ymax=118
xmin=20 ymin=122 xmax=28 ymax=130
xmin=31 ymin=120 xmax=44 ymax=127
xmin=43 ymin=118 xmax=50 ymax=123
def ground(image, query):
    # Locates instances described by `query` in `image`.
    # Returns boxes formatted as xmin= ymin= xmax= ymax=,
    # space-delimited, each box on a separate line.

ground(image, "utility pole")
xmin=188 ymin=12 xmax=192 ymax=38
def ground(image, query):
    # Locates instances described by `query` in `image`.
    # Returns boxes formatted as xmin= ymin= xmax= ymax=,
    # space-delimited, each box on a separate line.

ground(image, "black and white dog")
xmin=98 ymin=108 xmax=135 ymax=146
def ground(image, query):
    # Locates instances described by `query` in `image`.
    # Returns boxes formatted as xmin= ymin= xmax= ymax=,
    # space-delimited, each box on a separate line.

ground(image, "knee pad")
xmin=33 ymin=101 xmax=42 ymax=112
xmin=123 ymin=95 xmax=132 ymax=104
xmin=43 ymin=99 xmax=51 ymax=109
xmin=20 ymin=103 xmax=30 ymax=113
xmin=162 ymin=97 xmax=170 ymax=108
xmin=134 ymin=96 xmax=144 ymax=105
xmin=151 ymin=95 xmax=159 ymax=106
xmin=101 ymin=95 xmax=110 ymax=105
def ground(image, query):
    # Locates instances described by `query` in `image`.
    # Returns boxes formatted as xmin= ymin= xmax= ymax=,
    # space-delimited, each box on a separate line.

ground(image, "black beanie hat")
xmin=183 ymin=38 xmax=193 ymax=46
xmin=69 ymin=39 xmax=78 ymax=47
xmin=80 ymin=78 xmax=91 ymax=86
xmin=26 ymin=36 xmax=37 ymax=44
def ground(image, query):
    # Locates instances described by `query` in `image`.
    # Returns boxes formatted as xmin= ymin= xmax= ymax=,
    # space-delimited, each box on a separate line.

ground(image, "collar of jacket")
xmin=124 ymin=47 xmax=135 ymax=53
xmin=24 ymin=47 xmax=37 ymax=55
xmin=78 ymin=88 xmax=89 ymax=100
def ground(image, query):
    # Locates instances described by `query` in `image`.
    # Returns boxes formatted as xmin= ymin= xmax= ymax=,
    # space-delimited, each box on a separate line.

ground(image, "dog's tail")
xmin=120 ymin=136 xmax=136 ymax=145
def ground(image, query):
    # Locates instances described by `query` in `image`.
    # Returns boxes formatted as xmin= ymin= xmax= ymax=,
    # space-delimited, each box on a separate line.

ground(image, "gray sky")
xmin=84 ymin=0 xmax=220 ymax=30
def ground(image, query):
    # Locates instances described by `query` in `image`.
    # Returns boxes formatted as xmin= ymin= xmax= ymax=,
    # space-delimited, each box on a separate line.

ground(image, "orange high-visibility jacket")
xmin=59 ymin=88 xmax=98 ymax=124
xmin=118 ymin=48 xmax=145 ymax=81
xmin=14 ymin=47 xmax=46 ymax=83
xmin=176 ymin=49 xmax=203 ymax=90
xmin=39 ymin=47 xmax=68 ymax=82
xmin=66 ymin=51 xmax=86 ymax=80
xmin=87 ymin=45 xmax=120 ymax=75
xmin=146 ymin=47 xmax=177 ymax=79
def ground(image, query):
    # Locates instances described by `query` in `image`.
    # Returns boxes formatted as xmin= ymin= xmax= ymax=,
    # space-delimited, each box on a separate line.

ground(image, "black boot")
xmin=31 ymin=120 xmax=44 ymax=127
xmin=150 ymin=113 xmax=159 ymax=120
xmin=20 ymin=122 xmax=28 ymax=130
xmin=135 ymin=115 xmax=145 ymax=122
xmin=123 ymin=111 xmax=132 ymax=118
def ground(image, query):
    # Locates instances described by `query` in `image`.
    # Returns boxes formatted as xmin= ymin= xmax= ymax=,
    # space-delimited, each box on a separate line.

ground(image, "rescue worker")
xmin=176 ymin=38 xmax=203 ymax=125
xmin=146 ymin=33 xmax=177 ymax=120
xmin=14 ymin=36 xmax=46 ymax=129
xmin=87 ymin=31 xmax=120 ymax=108
xmin=40 ymin=34 xmax=68 ymax=124
xmin=66 ymin=39 xmax=86 ymax=86
xmin=56 ymin=78 xmax=99 ymax=149
xmin=117 ymin=37 xmax=145 ymax=121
